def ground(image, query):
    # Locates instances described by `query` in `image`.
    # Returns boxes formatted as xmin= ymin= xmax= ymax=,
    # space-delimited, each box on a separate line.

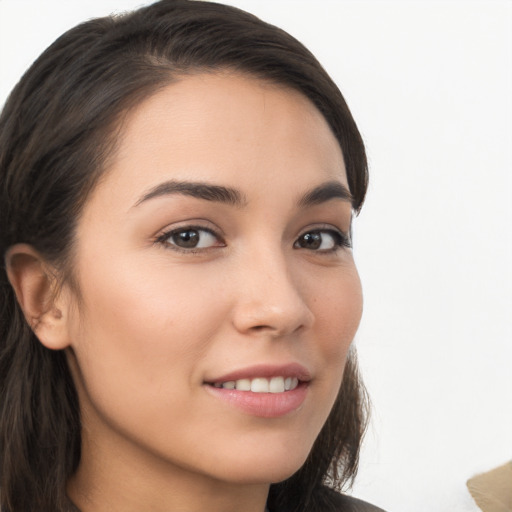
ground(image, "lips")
xmin=204 ymin=363 xmax=311 ymax=417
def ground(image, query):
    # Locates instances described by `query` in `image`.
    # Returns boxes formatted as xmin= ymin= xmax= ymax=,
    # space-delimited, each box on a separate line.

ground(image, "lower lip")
xmin=204 ymin=383 xmax=308 ymax=418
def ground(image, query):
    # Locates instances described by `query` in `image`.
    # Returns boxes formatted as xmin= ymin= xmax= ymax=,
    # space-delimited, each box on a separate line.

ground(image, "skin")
xmin=9 ymin=73 xmax=363 ymax=512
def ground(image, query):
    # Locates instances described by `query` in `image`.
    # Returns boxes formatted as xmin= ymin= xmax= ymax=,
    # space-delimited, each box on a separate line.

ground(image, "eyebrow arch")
xmin=133 ymin=180 xmax=247 ymax=208
xmin=297 ymin=181 xmax=353 ymax=208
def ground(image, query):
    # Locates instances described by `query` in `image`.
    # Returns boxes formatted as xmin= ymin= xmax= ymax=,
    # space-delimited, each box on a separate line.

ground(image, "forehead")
xmin=98 ymin=72 xmax=347 ymax=205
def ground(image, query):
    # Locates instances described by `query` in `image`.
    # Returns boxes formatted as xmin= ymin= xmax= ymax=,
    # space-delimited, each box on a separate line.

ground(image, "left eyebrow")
xmin=133 ymin=180 xmax=247 ymax=208
xmin=297 ymin=181 xmax=353 ymax=208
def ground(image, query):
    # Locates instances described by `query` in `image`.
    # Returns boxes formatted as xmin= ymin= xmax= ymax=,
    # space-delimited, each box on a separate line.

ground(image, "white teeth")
xmin=235 ymin=378 xmax=251 ymax=391
xmin=251 ymin=378 xmax=269 ymax=393
xmin=269 ymin=376 xmax=285 ymax=393
xmin=217 ymin=376 xmax=299 ymax=392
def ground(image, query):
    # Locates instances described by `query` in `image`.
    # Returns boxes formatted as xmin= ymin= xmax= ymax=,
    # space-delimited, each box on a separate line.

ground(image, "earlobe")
xmin=5 ymin=244 xmax=71 ymax=350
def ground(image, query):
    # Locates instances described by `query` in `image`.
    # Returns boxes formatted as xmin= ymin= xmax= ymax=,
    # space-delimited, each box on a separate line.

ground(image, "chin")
xmin=208 ymin=447 xmax=311 ymax=485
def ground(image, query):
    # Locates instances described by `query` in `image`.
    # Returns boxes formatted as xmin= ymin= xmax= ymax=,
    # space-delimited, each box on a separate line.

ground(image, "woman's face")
xmin=64 ymin=73 xmax=362 ymax=487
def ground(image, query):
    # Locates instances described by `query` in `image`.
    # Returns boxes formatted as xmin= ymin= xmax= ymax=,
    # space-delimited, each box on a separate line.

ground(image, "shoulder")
xmin=322 ymin=487 xmax=388 ymax=512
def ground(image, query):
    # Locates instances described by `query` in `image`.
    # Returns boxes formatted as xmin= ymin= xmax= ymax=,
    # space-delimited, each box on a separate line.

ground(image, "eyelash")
xmin=155 ymin=225 xmax=351 ymax=254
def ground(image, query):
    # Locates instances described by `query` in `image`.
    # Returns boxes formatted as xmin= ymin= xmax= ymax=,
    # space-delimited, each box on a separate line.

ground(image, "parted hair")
xmin=0 ymin=1 xmax=369 ymax=511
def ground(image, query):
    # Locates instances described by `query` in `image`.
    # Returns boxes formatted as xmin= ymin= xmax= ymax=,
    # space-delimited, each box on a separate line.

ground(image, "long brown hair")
xmin=0 ymin=1 xmax=369 ymax=511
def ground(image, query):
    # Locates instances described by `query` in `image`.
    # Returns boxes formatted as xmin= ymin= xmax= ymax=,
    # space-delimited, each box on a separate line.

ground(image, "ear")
xmin=5 ymin=244 xmax=71 ymax=350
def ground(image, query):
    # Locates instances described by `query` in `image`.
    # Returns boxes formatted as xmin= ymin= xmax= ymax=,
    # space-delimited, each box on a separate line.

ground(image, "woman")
xmin=0 ymin=1 xmax=383 ymax=511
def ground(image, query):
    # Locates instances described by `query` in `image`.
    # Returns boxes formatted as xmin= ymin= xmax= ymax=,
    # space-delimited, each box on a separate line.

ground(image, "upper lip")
xmin=205 ymin=363 xmax=312 ymax=384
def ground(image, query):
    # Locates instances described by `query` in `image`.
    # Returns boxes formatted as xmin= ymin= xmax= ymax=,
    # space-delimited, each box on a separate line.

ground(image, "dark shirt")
xmin=330 ymin=492 xmax=386 ymax=511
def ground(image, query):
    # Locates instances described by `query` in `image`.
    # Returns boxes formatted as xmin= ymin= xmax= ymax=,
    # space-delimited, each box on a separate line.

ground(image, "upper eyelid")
xmin=155 ymin=220 xmax=224 ymax=239
xmin=297 ymin=223 xmax=350 ymax=238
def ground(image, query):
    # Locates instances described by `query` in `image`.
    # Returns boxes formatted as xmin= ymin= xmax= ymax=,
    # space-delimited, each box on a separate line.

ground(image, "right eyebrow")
xmin=297 ymin=180 xmax=353 ymax=209
xmin=132 ymin=180 xmax=247 ymax=208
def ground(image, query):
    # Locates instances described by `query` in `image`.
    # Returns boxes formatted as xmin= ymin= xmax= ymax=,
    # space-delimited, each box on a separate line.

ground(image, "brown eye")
xmin=297 ymin=232 xmax=323 ymax=250
xmin=164 ymin=227 xmax=220 ymax=250
xmin=294 ymin=230 xmax=348 ymax=251
xmin=172 ymin=230 xmax=199 ymax=248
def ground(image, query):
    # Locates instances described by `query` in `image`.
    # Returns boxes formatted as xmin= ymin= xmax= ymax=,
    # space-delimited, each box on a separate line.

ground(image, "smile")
xmin=211 ymin=376 xmax=300 ymax=393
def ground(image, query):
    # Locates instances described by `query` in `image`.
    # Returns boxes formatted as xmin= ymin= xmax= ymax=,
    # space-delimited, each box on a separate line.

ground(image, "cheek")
xmin=301 ymin=262 xmax=363 ymax=420
xmin=74 ymin=254 xmax=224 ymax=345
xmin=311 ymin=264 xmax=363 ymax=360
xmin=67 ymin=258 xmax=227 ymax=410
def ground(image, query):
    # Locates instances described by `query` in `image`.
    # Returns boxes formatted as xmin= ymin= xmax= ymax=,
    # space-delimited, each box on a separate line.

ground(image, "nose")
xmin=230 ymin=249 xmax=314 ymax=338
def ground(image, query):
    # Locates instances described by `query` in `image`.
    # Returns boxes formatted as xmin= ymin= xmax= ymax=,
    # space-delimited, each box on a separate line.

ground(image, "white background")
xmin=1 ymin=1 xmax=510 ymax=511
